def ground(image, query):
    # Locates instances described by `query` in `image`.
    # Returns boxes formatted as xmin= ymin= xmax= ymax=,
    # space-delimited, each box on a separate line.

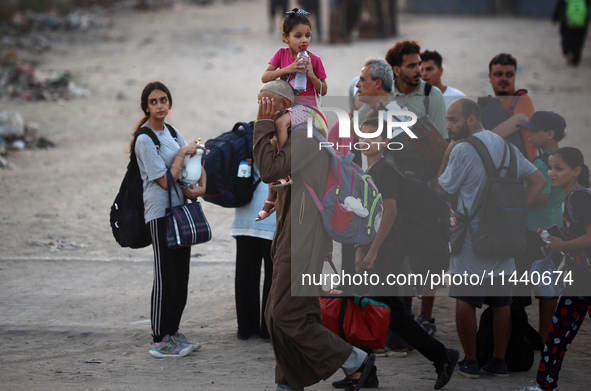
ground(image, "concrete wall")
xmin=402 ymin=0 xmax=557 ymax=17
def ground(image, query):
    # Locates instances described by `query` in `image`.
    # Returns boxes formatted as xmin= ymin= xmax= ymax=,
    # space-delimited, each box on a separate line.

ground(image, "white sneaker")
xmin=171 ymin=332 xmax=201 ymax=352
xmin=373 ymin=347 xmax=407 ymax=358
xmin=149 ymin=335 xmax=193 ymax=358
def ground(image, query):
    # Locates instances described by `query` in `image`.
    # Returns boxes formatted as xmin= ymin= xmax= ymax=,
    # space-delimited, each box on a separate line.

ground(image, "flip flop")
xmin=255 ymin=200 xmax=276 ymax=222
xmin=269 ymin=176 xmax=293 ymax=189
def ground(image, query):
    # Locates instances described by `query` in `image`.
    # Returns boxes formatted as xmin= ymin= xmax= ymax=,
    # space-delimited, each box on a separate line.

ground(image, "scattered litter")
xmin=129 ymin=319 xmax=151 ymax=325
xmin=0 ymin=4 xmax=116 ymax=102
xmin=0 ymin=53 xmax=90 ymax=102
xmin=79 ymin=359 xmax=103 ymax=364
xmin=0 ymin=111 xmax=25 ymax=138
xmin=11 ymin=139 xmax=25 ymax=151
xmin=28 ymin=239 xmax=89 ymax=251
xmin=0 ymin=1 xmax=214 ymax=170
xmin=0 ymin=110 xmax=55 ymax=169
xmin=0 ymin=156 xmax=12 ymax=169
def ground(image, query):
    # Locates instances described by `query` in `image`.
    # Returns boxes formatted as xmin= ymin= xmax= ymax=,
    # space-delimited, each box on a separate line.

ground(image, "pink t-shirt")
xmin=268 ymin=47 xmax=327 ymax=99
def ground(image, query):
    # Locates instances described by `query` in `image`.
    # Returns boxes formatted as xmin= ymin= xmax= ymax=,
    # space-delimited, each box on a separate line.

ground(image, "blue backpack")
xmin=303 ymin=128 xmax=384 ymax=245
xmin=202 ymin=121 xmax=261 ymax=208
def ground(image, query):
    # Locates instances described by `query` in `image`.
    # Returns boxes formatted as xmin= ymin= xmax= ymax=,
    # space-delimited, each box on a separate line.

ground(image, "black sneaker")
xmin=434 ymin=348 xmax=459 ymax=389
xmin=458 ymin=359 xmax=480 ymax=379
xmin=331 ymin=365 xmax=379 ymax=389
xmin=481 ymin=358 xmax=509 ymax=378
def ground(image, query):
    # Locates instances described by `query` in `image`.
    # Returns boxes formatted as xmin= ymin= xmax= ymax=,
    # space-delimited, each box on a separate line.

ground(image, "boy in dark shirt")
xmin=355 ymin=119 xmax=403 ymax=281
xmin=351 ymin=117 xmax=459 ymax=390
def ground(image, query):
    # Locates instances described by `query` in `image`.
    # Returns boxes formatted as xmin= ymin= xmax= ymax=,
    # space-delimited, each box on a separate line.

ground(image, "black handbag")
xmin=165 ymin=171 xmax=212 ymax=249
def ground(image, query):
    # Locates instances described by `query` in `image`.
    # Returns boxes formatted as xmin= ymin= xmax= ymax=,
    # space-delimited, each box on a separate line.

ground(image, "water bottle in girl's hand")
xmin=293 ymin=46 xmax=308 ymax=91
xmin=537 ymin=228 xmax=551 ymax=243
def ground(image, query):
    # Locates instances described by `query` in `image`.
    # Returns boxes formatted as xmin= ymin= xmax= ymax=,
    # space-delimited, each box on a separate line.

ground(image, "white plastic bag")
xmin=530 ymin=248 xmax=564 ymax=298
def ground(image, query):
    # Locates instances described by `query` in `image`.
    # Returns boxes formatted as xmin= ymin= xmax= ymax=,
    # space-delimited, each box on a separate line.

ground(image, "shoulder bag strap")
xmin=232 ymin=121 xmax=253 ymax=133
xmin=132 ymin=127 xmax=161 ymax=163
xmin=423 ymin=82 xmax=432 ymax=114
xmin=492 ymin=140 xmax=515 ymax=178
xmin=165 ymin=170 xmax=185 ymax=211
xmin=508 ymin=89 xmax=528 ymax=115
xmin=505 ymin=141 xmax=518 ymax=178
xmin=301 ymin=127 xmax=336 ymax=212
xmin=566 ymin=187 xmax=591 ymax=223
xmin=463 ymin=136 xmax=507 ymax=220
xmin=388 ymin=158 xmax=408 ymax=180
xmin=465 ymin=136 xmax=499 ymax=178
xmin=232 ymin=121 xmax=254 ymax=160
xmin=533 ymin=151 xmax=550 ymax=165
xmin=164 ymin=123 xmax=178 ymax=143
xmin=338 ymin=298 xmax=349 ymax=342
xmin=137 ymin=126 xmax=161 ymax=148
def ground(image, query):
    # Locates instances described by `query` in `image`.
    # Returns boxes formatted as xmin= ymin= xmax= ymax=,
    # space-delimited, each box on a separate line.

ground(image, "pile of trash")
xmin=0 ymin=3 xmax=109 ymax=102
xmin=0 ymin=4 xmax=117 ymax=53
xmin=0 ymin=1 xmax=192 ymax=102
xmin=0 ymin=0 xmax=190 ymax=167
xmin=0 ymin=110 xmax=55 ymax=169
xmin=0 ymin=49 xmax=89 ymax=101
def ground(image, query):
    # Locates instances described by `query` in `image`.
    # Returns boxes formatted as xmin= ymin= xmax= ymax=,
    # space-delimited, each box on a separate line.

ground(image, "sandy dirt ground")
xmin=1 ymin=0 xmax=591 ymax=390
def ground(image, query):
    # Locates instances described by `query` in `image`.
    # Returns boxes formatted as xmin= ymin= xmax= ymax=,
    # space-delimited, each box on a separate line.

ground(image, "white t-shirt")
xmin=442 ymin=85 xmax=466 ymax=110
xmin=135 ymin=124 xmax=187 ymax=222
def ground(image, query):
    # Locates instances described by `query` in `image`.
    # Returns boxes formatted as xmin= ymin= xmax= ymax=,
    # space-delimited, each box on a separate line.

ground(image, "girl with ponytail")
xmin=523 ymin=147 xmax=591 ymax=390
xmin=133 ymin=81 xmax=206 ymax=358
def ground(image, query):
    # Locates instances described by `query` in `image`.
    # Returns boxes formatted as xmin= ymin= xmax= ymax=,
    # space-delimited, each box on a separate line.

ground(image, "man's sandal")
xmin=343 ymin=353 xmax=377 ymax=391
xmin=331 ymin=363 xmax=379 ymax=389
xmin=255 ymin=200 xmax=276 ymax=222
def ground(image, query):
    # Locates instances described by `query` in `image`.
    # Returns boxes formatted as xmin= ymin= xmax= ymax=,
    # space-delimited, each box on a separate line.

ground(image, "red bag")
xmin=320 ymin=295 xmax=390 ymax=349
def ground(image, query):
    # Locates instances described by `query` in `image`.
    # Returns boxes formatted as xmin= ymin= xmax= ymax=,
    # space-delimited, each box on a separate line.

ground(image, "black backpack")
xmin=392 ymin=164 xmax=451 ymax=258
xmin=477 ymin=301 xmax=542 ymax=372
xmin=464 ymin=136 xmax=527 ymax=259
xmin=202 ymin=121 xmax=261 ymax=208
xmin=385 ymin=82 xmax=447 ymax=183
xmin=110 ymin=124 xmax=177 ymax=249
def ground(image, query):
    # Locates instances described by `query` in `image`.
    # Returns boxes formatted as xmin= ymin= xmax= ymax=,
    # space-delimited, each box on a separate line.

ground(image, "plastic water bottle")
xmin=293 ymin=46 xmax=308 ymax=91
xmin=237 ymin=159 xmax=251 ymax=178
xmin=537 ymin=228 xmax=550 ymax=243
